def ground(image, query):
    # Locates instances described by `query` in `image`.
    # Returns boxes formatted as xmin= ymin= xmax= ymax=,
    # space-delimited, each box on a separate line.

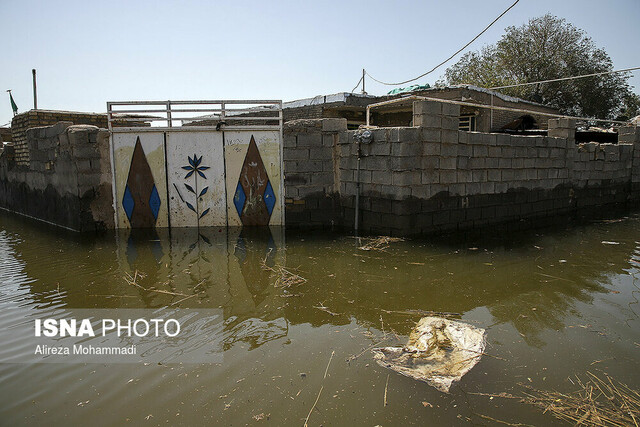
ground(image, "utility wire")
xmin=351 ymin=75 xmax=364 ymax=93
xmin=364 ymin=0 xmax=520 ymax=86
xmin=488 ymin=66 xmax=640 ymax=89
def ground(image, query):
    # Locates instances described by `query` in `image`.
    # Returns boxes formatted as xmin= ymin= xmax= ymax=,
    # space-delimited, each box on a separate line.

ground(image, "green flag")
xmin=9 ymin=92 xmax=18 ymax=115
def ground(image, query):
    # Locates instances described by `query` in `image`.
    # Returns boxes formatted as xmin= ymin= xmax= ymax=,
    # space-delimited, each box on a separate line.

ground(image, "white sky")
xmin=1 ymin=0 xmax=639 ymax=126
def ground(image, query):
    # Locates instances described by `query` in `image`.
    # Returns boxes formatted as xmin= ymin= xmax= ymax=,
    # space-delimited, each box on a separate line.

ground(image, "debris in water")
xmin=372 ymin=317 xmax=486 ymax=393
xmin=261 ymin=260 xmax=307 ymax=288
xmin=601 ymin=241 xmax=620 ymax=245
xmin=523 ymin=372 xmax=640 ymax=427
xmin=358 ymin=236 xmax=404 ymax=251
xmin=252 ymin=413 xmax=269 ymax=421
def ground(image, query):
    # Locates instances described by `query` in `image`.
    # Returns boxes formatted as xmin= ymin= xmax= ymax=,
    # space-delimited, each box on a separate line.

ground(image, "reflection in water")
xmin=1 ymin=212 xmax=640 ymax=426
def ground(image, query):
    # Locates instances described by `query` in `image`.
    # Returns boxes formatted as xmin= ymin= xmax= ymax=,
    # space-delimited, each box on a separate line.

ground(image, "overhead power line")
xmin=364 ymin=0 xmax=520 ymax=87
xmin=351 ymin=75 xmax=364 ymax=94
xmin=488 ymin=66 xmax=640 ymax=89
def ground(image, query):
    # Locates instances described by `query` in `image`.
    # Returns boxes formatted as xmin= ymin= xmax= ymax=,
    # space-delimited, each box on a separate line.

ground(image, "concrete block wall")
xmin=284 ymin=100 xmax=640 ymax=235
xmin=283 ymin=118 xmax=346 ymax=227
xmin=11 ymin=110 xmax=109 ymax=166
xmin=0 ymin=122 xmax=113 ymax=231
xmin=622 ymin=127 xmax=640 ymax=200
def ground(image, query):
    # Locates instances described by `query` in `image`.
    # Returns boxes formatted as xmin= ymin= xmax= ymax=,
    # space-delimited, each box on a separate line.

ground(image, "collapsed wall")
xmin=0 ymin=122 xmax=113 ymax=231
xmin=284 ymin=100 xmax=640 ymax=235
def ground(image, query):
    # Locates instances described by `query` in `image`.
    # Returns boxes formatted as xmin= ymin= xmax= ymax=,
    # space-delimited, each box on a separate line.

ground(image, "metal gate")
xmin=107 ymin=100 xmax=283 ymax=229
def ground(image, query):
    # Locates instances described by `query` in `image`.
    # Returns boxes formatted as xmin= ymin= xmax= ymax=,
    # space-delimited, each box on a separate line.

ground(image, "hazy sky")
xmin=1 ymin=0 xmax=639 ymax=126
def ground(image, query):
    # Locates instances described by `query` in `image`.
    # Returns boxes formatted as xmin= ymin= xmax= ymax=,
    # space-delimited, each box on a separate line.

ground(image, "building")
xmin=282 ymin=85 xmax=561 ymax=132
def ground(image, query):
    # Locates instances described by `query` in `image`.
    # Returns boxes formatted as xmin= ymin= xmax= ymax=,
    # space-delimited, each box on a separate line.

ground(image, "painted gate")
xmin=108 ymin=101 xmax=283 ymax=229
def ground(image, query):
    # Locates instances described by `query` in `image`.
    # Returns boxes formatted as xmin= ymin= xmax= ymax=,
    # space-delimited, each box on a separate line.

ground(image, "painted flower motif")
xmin=182 ymin=154 xmax=210 ymax=179
xmin=180 ymin=154 xmax=211 ymax=220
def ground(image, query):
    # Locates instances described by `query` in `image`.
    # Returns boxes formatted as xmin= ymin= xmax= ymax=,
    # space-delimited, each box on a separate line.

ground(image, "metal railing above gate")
xmin=107 ymin=100 xmax=283 ymax=132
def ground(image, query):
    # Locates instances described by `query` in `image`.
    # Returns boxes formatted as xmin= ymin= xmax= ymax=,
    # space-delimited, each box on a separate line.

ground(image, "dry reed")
xmin=358 ymin=236 xmax=405 ymax=251
xmin=522 ymin=372 xmax=640 ymax=427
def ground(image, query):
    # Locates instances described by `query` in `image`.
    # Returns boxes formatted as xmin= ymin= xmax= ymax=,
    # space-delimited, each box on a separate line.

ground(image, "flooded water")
xmin=1 ymin=211 xmax=640 ymax=426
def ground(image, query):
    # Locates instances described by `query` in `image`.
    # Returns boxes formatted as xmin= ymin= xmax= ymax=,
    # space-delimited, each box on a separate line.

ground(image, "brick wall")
xmin=11 ymin=110 xmax=109 ymax=166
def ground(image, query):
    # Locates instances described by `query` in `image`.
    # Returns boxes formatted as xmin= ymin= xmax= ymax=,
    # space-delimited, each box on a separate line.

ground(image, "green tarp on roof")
xmin=387 ymin=84 xmax=431 ymax=95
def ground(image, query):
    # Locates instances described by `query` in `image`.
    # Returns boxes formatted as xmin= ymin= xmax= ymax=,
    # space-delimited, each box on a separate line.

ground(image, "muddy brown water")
xmin=1 ymin=211 xmax=640 ymax=426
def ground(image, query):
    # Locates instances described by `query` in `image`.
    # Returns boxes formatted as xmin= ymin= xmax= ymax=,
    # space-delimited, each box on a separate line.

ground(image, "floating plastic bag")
xmin=372 ymin=317 xmax=486 ymax=393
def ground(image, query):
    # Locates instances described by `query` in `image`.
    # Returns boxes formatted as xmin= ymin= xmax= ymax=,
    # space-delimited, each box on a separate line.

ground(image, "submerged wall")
xmin=0 ymin=122 xmax=113 ymax=231
xmin=2 ymin=100 xmax=639 ymax=235
xmin=284 ymin=101 xmax=640 ymax=235
xmin=11 ymin=110 xmax=109 ymax=166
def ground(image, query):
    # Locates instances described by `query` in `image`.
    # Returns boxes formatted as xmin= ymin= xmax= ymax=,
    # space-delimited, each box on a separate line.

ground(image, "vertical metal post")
xmin=166 ymin=101 xmax=172 ymax=127
xmin=32 ymin=69 xmax=37 ymax=109
xmin=362 ymin=69 xmax=366 ymax=95
xmin=490 ymin=93 xmax=494 ymax=131
xmin=354 ymin=140 xmax=361 ymax=234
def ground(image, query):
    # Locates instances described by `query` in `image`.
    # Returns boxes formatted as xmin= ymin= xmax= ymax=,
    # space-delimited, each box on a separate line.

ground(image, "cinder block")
xmin=364 ymin=140 xmax=388 ymax=156
xmin=391 ymin=142 xmax=422 ymax=157
xmin=488 ymin=146 xmax=501 ymax=157
xmin=442 ymin=102 xmax=460 ymax=117
xmin=487 ymin=169 xmax=501 ymax=181
xmin=418 ymin=115 xmax=442 ymax=129
xmin=512 ymin=158 xmax=524 ymax=168
xmin=496 ymin=134 xmax=511 ymax=146
xmin=391 ymin=156 xmax=421 ymax=170
xmin=283 ymin=135 xmax=297 ymax=148
xmin=424 ymin=142 xmax=440 ymax=156
xmin=296 ymin=160 xmax=324 ymax=172
xmin=441 ymin=117 xmax=458 ymax=130
xmin=501 ymin=169 xmax=515 ymax=181
xmin=412 ymin=185 xmax=432 ymax=199
xmin=422 ymin=156 xmax=439 ymax=170
xmin=440 ymin=143 xmax=458 ymax=157
xmin=413 ymin=100 xmax=442 ymax=116
xmin=439 ymin=157 xmax=456 ymax=170
xmin=311 ymin=173 xmax=333 ymax=186
xmin=380 ymin=184 xmax=411 ymax=199
xmin=421 ymin=170 xmax=440 ymax=184
xmin=363 ymin=156 xmax=390 ymax=170
xmin=481 ymin=182 xmax=495 ymax=194
xmin=440 ymin=170 xmax=457 ymax=184
xmin=457 ymin=169 xmax=472 ymax=183
xmin=498 ymin=158 xmax=512 ymax=168
xmin=322 ymin=134 xmax=337 ymax=147
xmin=485 ymin=157 xmax=499 ymax=168
xmin=322 ymin=118 xmax=348 ymax=132
xmin=73 ymin=145 xmax=100 ymax=160
xmin=472 ymin=145 xmax=488 ymax=157
xmin=513 ymin=169 xmax=526 ymax=180
xmin=458 ymin=131 xmax=468 ymax=144
xmin=469 ymin=157 xmax=485 ymax=169
xmin=472 ymin=170 xmax=487 ymax=182
xmin=284 ymin=148 xmax=309 ymax=161
xmin=421 ymin=128 xmax=441 ymax=143
xmin=392 ymin=171 xmax=421 ymax=186
xmin=297 ymin=133 xmax=323 ymax=147
xmin=468 ymin=132 xmax=484 ymax=145
xmin=441 ymin=129 xmax=458 ymax=144
xmin=465 ymin=182 xmax=481 ymax=195
xmin=483 ymin=134 xmax=497 ymax=146
xmin=309 ymin=147 xmax=332 ymax=160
